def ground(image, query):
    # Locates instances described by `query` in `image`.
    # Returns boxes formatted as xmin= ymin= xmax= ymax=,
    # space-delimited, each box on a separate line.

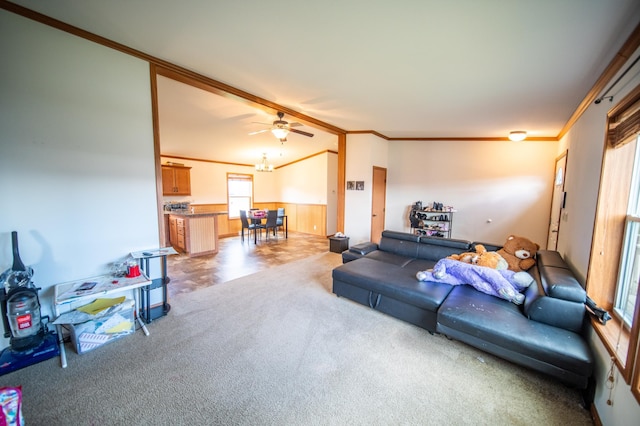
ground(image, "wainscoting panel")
xmin=191 ymin=202 xmax=327 ymax=237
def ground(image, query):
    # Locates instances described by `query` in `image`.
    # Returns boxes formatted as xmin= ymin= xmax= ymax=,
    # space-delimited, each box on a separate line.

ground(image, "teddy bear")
xmin=497 ymin=235 xmax=540 ymax=272
xmin=447 ymin=244 xmax=508 ymax=270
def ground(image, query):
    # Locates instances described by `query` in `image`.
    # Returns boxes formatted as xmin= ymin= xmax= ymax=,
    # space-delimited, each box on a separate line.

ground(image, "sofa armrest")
xmin=528 ymin=251 xmax=585 ymax=304
xmin=349 ymin=242 xmax=379 ymax=256
xmin=540 ymin=266 xmax=585 ymax=303
xmin=523 ymin=279 xmax=586 ymax=333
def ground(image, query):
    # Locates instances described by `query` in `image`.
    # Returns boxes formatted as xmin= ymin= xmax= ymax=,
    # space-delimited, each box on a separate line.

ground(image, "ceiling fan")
xmin=248 ymin=112 xmax=314 ymax=141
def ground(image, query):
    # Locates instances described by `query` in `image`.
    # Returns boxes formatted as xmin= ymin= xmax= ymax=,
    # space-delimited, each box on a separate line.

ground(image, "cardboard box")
xmin=69 ymin=299 xmax=135 ymax=354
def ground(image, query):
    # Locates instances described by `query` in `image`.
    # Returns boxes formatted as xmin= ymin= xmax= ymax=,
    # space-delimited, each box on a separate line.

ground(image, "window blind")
xmin=608 ymin=86 xmax=640 ymax=148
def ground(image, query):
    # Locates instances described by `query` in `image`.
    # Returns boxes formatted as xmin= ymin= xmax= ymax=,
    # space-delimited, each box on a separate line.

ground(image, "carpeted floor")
xmin=0 ymin=252 xmax=593 ymax=425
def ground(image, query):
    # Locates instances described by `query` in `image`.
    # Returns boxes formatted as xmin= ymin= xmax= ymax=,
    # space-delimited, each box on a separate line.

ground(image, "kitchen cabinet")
xmin=169 ymin=216 xmax=178 ymax=247
xmin=176 ymin=217 xmax=186 ymax=251
xmin=168 ymin=215 xmax=186 ymax=252
xmin=168 ymin=212 xmax=224 ymax=256
xmin=162 ymin=165 xmax=191 ymax=195
xmin=167 ymin=216 xmax=185 ymax=252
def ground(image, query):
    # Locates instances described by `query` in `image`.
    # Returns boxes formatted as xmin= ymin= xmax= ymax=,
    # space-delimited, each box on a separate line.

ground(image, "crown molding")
xmin=3 ymin=0 xmax=638 ymax=143
xmin=346 ymin=130 xmax=558 ymax=142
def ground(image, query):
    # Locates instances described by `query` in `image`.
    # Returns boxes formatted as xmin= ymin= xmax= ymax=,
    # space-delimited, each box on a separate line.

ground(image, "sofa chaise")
xmin=331 ymin=230 xmax=594 ymax=395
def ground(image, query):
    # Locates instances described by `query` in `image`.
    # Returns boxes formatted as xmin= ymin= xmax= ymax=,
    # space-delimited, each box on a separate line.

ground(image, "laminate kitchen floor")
xmin=166 ymin=231 xmax=332 ymax=298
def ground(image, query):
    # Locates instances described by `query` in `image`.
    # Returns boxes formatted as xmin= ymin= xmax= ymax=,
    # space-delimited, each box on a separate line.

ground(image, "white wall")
xmin=385 ymin=140 xmax=558 ymax=246
xmin=0 ymin=11 xmax=159 ymax=349
xmin=557 ymin=47 xmax=640 ymax=425
xmin=277 ymin=153 xmax=330 ymax=204
xmin=344 ymin=134 xmax=389 ymax=243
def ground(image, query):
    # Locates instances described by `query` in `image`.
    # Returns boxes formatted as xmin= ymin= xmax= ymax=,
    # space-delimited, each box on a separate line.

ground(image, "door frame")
xmin=547 ymin=150 xmax=568 ymax=250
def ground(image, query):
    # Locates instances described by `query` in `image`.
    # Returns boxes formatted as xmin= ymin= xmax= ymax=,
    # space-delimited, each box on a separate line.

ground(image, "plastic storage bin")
xmin=68 ymin=299 xmax=135 ymax=354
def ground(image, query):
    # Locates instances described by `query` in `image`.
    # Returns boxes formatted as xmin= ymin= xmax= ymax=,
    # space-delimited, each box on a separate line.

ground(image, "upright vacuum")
xmin=0 ymin=231 xmax=59 ymax=375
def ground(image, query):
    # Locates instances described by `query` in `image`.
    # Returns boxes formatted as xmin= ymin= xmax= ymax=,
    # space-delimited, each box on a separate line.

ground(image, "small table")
xmin=131 ymin=247 xmax=177 ymax=323
xmin=280 ymin=215 xmax=288 ymax=239
xmin=53 ymin=273 xmax=151 ymax=368
xmin=248 ymin=210 xmax=288 ymax=243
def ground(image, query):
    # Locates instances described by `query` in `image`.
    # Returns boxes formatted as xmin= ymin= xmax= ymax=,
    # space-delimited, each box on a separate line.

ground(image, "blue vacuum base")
xmin=0 ymin=332 xmax=59 ymax=376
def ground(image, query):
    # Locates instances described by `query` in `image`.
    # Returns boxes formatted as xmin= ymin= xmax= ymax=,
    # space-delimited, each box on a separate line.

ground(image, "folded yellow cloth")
xmin=77 ymin=296 xmax=126 ymax=315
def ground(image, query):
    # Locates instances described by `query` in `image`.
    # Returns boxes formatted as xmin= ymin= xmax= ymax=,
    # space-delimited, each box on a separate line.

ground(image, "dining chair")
xmin=276 ymin=208 xmax=285 ymax=237
xmin=239 ymin=210 xmax=257 ymax=243
xmin=257 ymin=210 xmax=279 ymax=240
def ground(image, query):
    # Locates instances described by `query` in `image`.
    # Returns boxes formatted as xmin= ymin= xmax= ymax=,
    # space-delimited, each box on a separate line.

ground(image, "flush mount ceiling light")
xmin=255 ymin=153 xmax=274 ymax=172
xmin=508 ymin=131 xmax=527 ymax=141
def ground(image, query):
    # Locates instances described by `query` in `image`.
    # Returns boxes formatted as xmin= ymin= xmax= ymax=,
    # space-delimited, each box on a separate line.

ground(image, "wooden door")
xmin=370 ymin=166 xmax=387 ymax=244
xmin=547 ymin=151 xmax=568 ymax=250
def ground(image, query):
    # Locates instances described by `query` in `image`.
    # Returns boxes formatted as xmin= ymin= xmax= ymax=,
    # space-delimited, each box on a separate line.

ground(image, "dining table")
xmin=248 ymin=209 xmax=288 ymax=243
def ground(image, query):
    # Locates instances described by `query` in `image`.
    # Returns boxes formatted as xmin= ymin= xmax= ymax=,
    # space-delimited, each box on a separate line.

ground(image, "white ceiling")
xmin=155 ymin=75 xmax=339 ymax=168
xmin=9 ymin=0 xmax=640 ymax=166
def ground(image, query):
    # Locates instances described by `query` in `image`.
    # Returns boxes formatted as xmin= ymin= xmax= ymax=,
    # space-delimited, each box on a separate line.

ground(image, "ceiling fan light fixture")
xmin=255 ymin=153 xmax=274 ymax=172
xmin=271 ymin=127 xmax=289 ymax=139
xmin=508 ymin=130 xmax=527 ymax=141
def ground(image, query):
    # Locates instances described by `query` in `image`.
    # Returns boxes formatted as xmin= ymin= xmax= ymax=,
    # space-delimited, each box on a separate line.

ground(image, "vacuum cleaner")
xmin=0 ymin=231 xmax=59 ymax=376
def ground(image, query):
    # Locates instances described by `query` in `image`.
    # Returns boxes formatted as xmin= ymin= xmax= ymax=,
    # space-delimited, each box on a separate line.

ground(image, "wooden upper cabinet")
xmin=162 ymin=165 xmax=191 ymax=195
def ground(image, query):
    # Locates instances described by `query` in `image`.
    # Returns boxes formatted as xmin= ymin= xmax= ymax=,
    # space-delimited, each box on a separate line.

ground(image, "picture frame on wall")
xmin=356 ymin=181 xmax=364 ymax=190
xmin=347 ymin=181 xmax=355 ymax=190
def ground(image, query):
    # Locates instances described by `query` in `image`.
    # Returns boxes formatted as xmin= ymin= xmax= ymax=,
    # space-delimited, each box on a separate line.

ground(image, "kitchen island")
xmin=166 ymin=211 xmax=227 ymax=257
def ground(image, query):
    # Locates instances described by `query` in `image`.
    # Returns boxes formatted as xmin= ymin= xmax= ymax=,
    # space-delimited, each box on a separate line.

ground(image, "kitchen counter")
xmin=167 ymin=212 xmax=225 ymax=256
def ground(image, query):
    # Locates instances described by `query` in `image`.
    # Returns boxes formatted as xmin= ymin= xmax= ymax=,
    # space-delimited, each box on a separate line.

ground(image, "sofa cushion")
xmin=378 ymin=237 xmax=420 ymax=259
xmin=437 ymin=285 xmax=593 ymax=378
xmin=471 ymin=241 xmax=502 ymax=252
xmin=416 ymin=236 xmax=472 ymax=261
xmin=365 ymin=250 xmax=415 ymax=267
xmin=537 ymin=250 xmax=569 ymax=269
xmin=381 ymin=230 xmax=421 ymax=242
xmin=332 ymin=258 xmax=453 ymax=312
xmin=419 ymin=235 xmax=472 ymax=249
xmin=403 ymin=258 xmax=437 ymax=272
xmin=342 ymin=250 xmax=363 ymax=263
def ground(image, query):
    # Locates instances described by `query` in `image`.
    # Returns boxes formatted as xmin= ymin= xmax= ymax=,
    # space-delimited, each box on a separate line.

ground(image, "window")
xmin=587 ymin=84 xmax=640 ymax=400
xmin=614 ymin=149 xmax=640 ymax=327
xmin=227 ymin=173 xmax=253 ymax=219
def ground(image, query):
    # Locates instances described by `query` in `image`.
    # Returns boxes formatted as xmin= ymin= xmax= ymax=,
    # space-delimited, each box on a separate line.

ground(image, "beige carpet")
xmin=0 ymin=252 xmax=592 ymax=425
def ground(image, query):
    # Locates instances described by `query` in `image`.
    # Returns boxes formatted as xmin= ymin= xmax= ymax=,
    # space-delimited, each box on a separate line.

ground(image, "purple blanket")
xmin=416 ymin=258 xmax=533 ymax=304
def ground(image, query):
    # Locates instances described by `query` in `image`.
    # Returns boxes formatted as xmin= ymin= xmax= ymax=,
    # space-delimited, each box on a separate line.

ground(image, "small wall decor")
xmin=356 ymin=181 xmax=364 ymax=190
xmin=347 ymin=181 xmax=355 ymax=190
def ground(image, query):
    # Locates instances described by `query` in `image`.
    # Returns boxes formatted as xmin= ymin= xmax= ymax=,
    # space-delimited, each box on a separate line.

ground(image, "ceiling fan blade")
xmin=290 ymin=122 xmax=303 ymax=127
xmin=290 ymin=128 xmax=314 ymax=137
xmin=248 ymin=129 xmax=269 ymax=136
